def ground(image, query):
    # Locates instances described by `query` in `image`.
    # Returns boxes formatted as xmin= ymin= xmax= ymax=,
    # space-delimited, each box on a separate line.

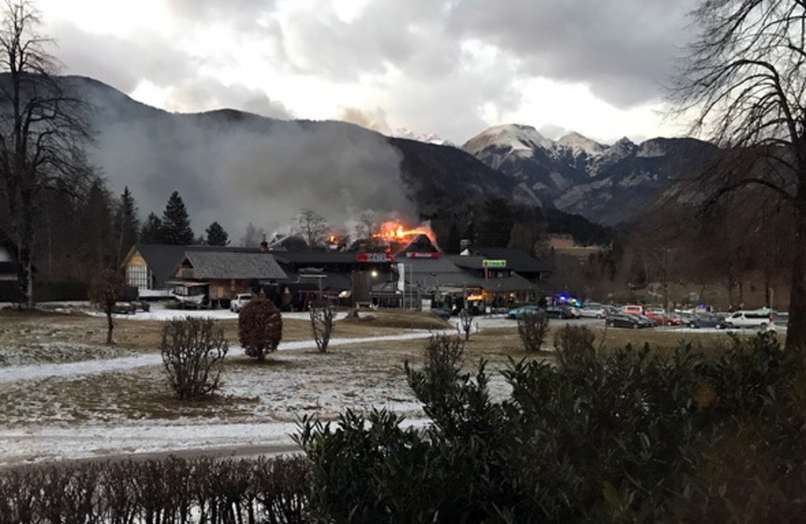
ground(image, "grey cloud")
xmin=281 ymin=0 xmax=695 ymax=110
xmin=166 ymin=80 xmax=293 ymax=119
xmin=49 ymin=21 xmax=196 ymax=92
xmin=446 ymin=0 xmax=698 ymax=107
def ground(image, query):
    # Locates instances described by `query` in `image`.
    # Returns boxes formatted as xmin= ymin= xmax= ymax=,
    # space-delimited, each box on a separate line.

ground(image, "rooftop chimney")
xmin=259 ymin=234 xmax=269 ymax=253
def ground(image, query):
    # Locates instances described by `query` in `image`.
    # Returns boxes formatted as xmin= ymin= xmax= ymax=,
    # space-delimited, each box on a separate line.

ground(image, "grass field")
xmin=0 ymin=309 xmax=439 ymax=365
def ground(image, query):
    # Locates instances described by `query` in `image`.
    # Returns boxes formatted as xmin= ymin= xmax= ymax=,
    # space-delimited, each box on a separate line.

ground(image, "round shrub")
xmin=238 ymin=295 xmax=283 ymax=360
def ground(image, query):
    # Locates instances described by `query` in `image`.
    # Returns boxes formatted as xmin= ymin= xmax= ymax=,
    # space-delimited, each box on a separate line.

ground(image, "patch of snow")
xmin=618 ymin=172 xmax=653 ymax=188
xmin=463 ymin=123 xmax=554 ymax=155
xmin=0 ymin=418 xmax=433 ymax=466
xmin=392 ymin=128 xmax=454 ymax=147
xmin=637 ymin=140 xmax=666 ymax=158
xmin=0 ymin=330 xmax=453 ymax=384
xmin=556 ymin=132 xmax=607 ymax=157
xmin=86 ymin=305 xmax=348 ymax=322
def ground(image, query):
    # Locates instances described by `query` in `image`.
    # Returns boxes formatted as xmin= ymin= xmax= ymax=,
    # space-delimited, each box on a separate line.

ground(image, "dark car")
xmin=606 ymin=313 xmax=646 ymax=329
xmin=546 ymin=306 xmax=575 ymax=319
xmin=687 ymin=313 xmax=725 ymax=329
xmin=110 ymin=300 xmax=150 ymax=315
xmin=507 ymin=305 xmax=543 ymax=319
xmin=430 ymin=307 xmax=451 ymax=321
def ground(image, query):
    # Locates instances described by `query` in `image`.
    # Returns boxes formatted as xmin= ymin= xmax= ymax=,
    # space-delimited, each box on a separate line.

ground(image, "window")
xmin=127 ymin=264 xmax=149 ymax=289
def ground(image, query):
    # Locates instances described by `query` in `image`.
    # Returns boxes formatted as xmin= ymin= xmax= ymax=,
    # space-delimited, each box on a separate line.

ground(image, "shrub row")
xmin=297 ymin=330 xmax=806 ymax=523
xmin=0 ymin=455 xmax=309 ymax=524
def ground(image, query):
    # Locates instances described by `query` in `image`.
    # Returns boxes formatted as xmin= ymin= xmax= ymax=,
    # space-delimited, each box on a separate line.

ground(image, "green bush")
xmin=297 ymin=327 xmax=806 ymax=522
xmin=239 ymin=295 xmax=282 ymax=360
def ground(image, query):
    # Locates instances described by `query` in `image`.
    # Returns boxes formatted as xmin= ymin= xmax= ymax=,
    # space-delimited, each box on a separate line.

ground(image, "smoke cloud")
xmin=80 ymin=79 xmax=415 ymax=242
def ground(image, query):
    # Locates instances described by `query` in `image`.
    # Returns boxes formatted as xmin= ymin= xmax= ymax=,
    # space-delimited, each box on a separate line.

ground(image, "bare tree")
xmin=310 ymin=302 xmax=334 ymax=352
xmin=672 ymin=0 xmax=806 ymax=350
xmin=354 ymin=209 xmax=377 ymax=241
xmin=161 ymin=317 xmax=228 ymax=400
xmin=517 ymin=311 xmax=549 ymax=353
xmin=457 ymin=308 xmax=474 ymax=341
xmin=88 ymin=268 xmax=125 ymax=345
xmin=240 ymin=222 xmax=266 ymax=248
xmin=0 ymin=1 xmax=92 ymax=307
xmin=296 ymin=209 xmax=328 ymax=248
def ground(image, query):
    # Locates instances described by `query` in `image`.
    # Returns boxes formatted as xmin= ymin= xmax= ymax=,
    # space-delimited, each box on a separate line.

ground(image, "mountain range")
xmin=462 ymin=124 xmax=719 ymax=225
xmin=53 ymin=76 xmax=715 ymax=239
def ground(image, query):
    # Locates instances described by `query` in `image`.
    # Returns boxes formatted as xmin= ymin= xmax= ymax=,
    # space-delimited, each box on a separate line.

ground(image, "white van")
xmin=724 ymin=308 xmax=775 ymax=330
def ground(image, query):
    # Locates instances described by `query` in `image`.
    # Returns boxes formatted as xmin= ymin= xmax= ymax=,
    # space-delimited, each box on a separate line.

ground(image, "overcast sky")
xmin=38 ymin=0 xmax=699 ymax=145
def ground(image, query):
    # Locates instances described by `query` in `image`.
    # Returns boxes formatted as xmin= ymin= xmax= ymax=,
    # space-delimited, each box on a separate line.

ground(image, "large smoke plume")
xmin=78 ymin=77 xmax=416 ymax=241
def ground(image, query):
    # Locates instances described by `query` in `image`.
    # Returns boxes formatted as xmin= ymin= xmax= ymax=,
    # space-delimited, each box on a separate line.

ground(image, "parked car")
xmin=229 ymin=293 xmax=253 ymax=313
xmin=109 ymin=300 xmax=150 ymax=315
xmin=687 ymin=313 xmax=726 ymax=329
xmin=579 ymin=303 xmax=607 ymax=318
xmin=430 ymin=307 xmax=451 ymax=321
xmin=635 ymin=314 xmax=657 ymax=328
xmin=644 ymin=307 xmax=672 ymax=326
xmin=507 ymin=305 xmax=543 ymax=319
xmin=604 ymin=305 xmax=623 ymax=317
xmin=546 ymin=305 xmax=577 ymax=319
xmin=606 ymin=313 xmax=648 ymax=329
xmin=623 ymin=304 xmax=644 ymax=316
xmin=724 ymin=308 xmax=775 ymax=330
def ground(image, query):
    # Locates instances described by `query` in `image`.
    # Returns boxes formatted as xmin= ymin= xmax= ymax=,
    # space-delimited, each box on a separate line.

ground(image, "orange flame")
xmin=373 ymin=220 xmax=437 ymax=244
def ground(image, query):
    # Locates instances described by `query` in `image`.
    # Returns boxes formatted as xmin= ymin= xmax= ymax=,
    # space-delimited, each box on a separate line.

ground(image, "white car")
xmin=724 ymin=308 xmax=775 ymax=330
xmin=229 ymin=293 xmax=253 ymax=312
xmin=579 ymin=303 xmax=607 ymax=319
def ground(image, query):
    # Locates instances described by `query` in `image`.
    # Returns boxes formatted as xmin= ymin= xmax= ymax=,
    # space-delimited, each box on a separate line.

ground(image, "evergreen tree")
xmin=114 ymin=186 xmax=140 ymax=264
xmin=78 ymin=179 xmax=115 ymax=277
xmin=161 ymin=191 xmax=194 ymax=245
xmin=205 ymin=222 xmax=229 ymax=246
xmin=140 ymin=213 xmax=164 ymax=244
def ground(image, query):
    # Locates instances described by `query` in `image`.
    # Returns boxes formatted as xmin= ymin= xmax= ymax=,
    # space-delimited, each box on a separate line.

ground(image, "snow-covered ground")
xmin=0 ymin=330 xmax=449 ymax=384
xmin=0 ymin=418 xmax=432 ymax=466
xmin=84 ymin=304 xmax=350 ymax=322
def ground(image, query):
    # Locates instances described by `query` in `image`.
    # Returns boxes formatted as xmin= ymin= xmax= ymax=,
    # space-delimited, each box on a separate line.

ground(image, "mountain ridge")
xmin=463 ymin=124 xmax=719 ymax=225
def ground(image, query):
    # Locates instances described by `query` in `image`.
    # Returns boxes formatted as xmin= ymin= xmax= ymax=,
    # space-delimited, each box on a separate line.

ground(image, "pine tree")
xmin=161 ymin=191 xmax=194 ymax=245
xmin=205 ymin=222 xmax=229 ymax=246
xmin=140 ymin=213 xmax=164 ymax=244
xmin=78 ymin=179 xmax=115 ymax=277
xmin=114 ymin=186 xmax=140 ymax=264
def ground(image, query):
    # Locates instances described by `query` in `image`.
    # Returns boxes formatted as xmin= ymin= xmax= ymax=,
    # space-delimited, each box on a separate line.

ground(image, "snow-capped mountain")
xmin=392 ymin=128 xmax=454 ymax=147
xmin=463 ymin=124 xmax=719 ymax=225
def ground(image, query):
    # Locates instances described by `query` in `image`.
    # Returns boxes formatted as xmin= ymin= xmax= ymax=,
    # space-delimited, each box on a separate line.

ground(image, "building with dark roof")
xmin=175 ymin=250 xmax=287 ymax=303
xmin=121 ymin=244 xmax=275 ymax=298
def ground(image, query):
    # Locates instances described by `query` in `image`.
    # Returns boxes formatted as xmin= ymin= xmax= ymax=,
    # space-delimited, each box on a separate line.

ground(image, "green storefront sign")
xmin=482 ymin=259 xmax=507 ymax=269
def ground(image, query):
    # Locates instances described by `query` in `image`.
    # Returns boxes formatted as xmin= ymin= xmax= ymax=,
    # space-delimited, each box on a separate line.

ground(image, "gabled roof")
xmin=183 ymin=251 xmax=287 ymax=280
xmin=130 ymin=244 xmax=189 ymax=288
